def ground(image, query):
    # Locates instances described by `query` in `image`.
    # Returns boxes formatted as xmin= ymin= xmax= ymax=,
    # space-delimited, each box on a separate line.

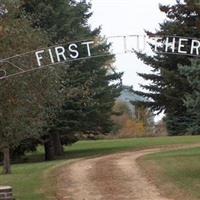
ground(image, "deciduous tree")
xmin=0 ymin=1 xmax=63 ymax=173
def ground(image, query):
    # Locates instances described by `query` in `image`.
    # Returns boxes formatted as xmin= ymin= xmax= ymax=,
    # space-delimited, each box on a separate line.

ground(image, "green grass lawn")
xmin=1 ymin=135 xmax=200 ymax=200
xmin=0 ymin=161 xmax=64 ymax=200
xmin=140 ymin=146 xmax=200 ymax=200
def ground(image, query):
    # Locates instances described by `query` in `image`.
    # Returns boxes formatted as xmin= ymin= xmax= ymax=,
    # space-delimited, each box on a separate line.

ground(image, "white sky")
xmin=89 ymin=0 xmax=176 ymax=121
xmin=89 ymin=0 xmax=176 ymax=90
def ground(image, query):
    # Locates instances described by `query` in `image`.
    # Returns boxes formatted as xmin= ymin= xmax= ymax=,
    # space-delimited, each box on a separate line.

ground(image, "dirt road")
xmin=56 ymin=145 xmax=200 ymax=200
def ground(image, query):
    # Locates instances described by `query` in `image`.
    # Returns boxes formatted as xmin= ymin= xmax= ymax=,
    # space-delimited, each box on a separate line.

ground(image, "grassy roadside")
xmin=1 ymin=135 xmax=200 ymax=199
xmin=0 ymin=160 xmax=67 ymax=200
xmin=139 ymin=147 xmax=200 ymax=200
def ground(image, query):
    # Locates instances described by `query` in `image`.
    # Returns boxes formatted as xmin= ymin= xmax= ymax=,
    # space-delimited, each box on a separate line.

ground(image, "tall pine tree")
xmin=21 ymin=0 xmax=122 ymax=160
xmin=179 ymin=60 xmax=200 ymax=134
xmin=134 ymin=0 xmax=200 ymax=135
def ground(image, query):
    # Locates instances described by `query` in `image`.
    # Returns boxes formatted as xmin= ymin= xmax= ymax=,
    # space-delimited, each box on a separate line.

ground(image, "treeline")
xmin=134 ymin=0 xmax=200 ymax=136
xmin=0 ymin=0 xmax=122 ymax=174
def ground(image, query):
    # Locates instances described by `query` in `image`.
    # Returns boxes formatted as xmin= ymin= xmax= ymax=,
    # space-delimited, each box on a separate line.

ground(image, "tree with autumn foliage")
xmin=112 ymin=101 xmax=154 ymax=138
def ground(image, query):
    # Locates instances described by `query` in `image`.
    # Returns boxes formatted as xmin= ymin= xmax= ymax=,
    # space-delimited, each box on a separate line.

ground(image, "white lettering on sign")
xmin=68 ymin=43 xmax=79 ymax=59
xmin=178 ymin=38 xmax=188 ymax=54
xmin=35 ymin=50 xmax=45 ymax=67
xmin=154 ymin=37 xmax=200 ymax=56
xmin=35 ymin=41 xmax=94 ymax=67
xmin=55 ymin=46 xmax=67 ymax=62
xmin=48 ymin=49 xmax=55 ymax=64
xmin=81 ymin=41 xmax=94 ymax=57
xmin=165 ymin=37 xmax=176 ymax=53
xmin=190 ymin=40 xmax=200 ymax=55
xmin=4 ymin=35 xmax=200 ymax=81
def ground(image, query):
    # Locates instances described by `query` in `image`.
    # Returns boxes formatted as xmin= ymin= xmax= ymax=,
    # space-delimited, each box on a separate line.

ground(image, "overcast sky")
xmin=89 ymin=0 xmax=176 ymax=90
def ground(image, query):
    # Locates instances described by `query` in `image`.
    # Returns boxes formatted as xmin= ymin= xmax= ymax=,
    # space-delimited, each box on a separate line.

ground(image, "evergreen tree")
xmin=21 ymin=0 xmax=122 ymax=160
xmin=54 ymin=51 xmax=122 ymax=138
xmin=179 ymin=60 xmax=200 ymax=134
xmin=134 ymin=0 xmax=200 ymax=135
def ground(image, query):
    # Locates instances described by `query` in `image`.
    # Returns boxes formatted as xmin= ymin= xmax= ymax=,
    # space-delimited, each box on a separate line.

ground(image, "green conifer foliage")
xmin=179 ymin=60 xmax=200 ymax=134
xmin=134 ymin=0 xmax=200 ymax=135
xmin=21 ymin=0 xmax=122 ymax=159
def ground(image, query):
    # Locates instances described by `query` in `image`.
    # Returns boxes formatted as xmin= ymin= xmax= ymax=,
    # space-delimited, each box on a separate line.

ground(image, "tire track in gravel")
xmin=56 ymin=144 xmax=200 ymax=200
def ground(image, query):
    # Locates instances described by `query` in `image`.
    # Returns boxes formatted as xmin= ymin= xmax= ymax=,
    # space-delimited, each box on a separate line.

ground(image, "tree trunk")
xmin=52 ymin=132 xmax=64 ymax=156
xmin=2 ymin=147 xmax=11 ymax=174
xmin=44 ymin=135 xmax=55 ymax=161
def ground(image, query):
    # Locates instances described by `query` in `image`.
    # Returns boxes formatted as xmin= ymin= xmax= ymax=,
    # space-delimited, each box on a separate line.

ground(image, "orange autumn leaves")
xmin=112 ymin=102 xmax=148 ymax=137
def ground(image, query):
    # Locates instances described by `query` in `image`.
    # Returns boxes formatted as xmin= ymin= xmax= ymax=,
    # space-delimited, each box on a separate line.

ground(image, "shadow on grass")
xmin=12 ymin=146 xmax=140 ymax=164
xmin=4 ymin=135 xmax=200 ymax=165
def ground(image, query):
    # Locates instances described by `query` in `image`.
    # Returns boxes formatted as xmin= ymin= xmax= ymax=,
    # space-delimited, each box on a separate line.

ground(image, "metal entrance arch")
xmin=0 ymin=35 xmax=147 ymax=80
